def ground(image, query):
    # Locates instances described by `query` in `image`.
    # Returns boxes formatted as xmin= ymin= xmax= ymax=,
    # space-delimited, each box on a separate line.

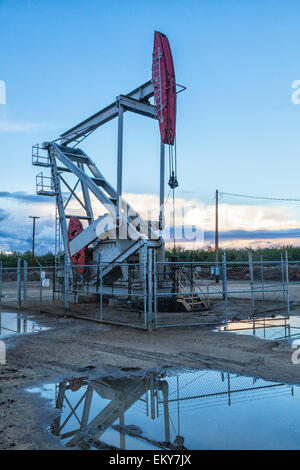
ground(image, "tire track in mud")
xmin=69 ymin=339 xmax=267 ymax=375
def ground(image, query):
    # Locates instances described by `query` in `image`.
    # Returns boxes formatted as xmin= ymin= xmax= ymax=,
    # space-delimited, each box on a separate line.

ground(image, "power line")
xmin=220 ymin=191 xmax=300 ymax=202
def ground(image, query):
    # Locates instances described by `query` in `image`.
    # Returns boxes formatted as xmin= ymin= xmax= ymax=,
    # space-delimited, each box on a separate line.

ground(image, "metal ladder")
xmin=152 ymin=47 xmax=164 ymax=123
xmin=54 ymin=204 xmax=61 ymax=266
xmin=54 ymin=204 xmax=64 ymax=295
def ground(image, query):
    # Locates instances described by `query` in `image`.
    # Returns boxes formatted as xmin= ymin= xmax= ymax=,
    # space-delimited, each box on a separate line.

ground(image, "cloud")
xmin=2 ymin=190 xmax=300 ymax=254
xmin=57 ymin=190 xmax=300 ymax=233
xmin=0 ymin=216 xmax=55 ymax=254
xmin=220 ymin=239 xmax=300 ymax=249
xmin=121 ymin=193 xmax=300 ymax=250
xmin=0 ymin=209 xmax=9 ymax=222
xmin=0 ymin=191 xmax=51 ymax=203
xmin=0 ymin=120 xmax=56 ymax=133
xmin=124 ymin=193 xmax=300 ymax=232
xmin=204 ymin=228 xmax=300 ymax=241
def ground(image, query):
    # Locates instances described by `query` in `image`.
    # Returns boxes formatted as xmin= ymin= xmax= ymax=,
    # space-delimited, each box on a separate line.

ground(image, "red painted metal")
xmin=67 ymin=216 xmax=88 ymax=275
xmin=68 ymin=378 xmax=84 ymax=392
xmin=152 ymin=31 xmax=176 ymax=145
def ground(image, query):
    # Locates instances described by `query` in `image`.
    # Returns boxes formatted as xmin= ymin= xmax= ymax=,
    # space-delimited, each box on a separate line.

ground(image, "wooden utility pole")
xmin=215 ymin=189 xmax=219 ymax=283
xmin=29 ymin=216 xmax=40 ymax=266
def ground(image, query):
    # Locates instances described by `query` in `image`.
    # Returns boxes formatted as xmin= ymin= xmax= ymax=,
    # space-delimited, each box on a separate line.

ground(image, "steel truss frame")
xmin=33 ymin=80 xmax=166 ymax=280
xmin=52 ymin=374 xmax=171 ymax=450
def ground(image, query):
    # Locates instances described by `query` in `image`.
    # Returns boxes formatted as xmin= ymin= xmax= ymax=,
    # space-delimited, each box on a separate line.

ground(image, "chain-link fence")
xmin=64 ymin=261 xmax=148 ymax=329
xmin=0 ymin=261 xmax=55 ymax=311
xmin=153 ymin=261 xmax=226 ymax=328
xmin=225 ymin=256 xmax=289 ymax=317
xmin=159 ymin=370 xmax=290 ymax=411
xmin=0 ymin=250 xmax=295 ymax=331
xmin=153 ymin=251 xmax=294 ymax=329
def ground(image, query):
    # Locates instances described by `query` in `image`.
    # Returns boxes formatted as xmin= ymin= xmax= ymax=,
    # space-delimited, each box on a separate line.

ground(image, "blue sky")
xmin=1 ymin=0 xmax=300 ymax=253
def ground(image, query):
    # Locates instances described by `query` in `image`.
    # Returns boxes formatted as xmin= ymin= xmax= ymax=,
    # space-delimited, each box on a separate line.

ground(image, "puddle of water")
xmin=0 ymin=311 xmax=48 ymax=339
xmin=218 ymin=314 xmax=300 ymax=341
xmin=28 ymin=368 xmax=300 ymax=450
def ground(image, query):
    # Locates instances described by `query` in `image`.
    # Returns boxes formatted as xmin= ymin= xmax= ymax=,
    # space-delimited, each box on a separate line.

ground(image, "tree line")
xmin=165 ymin=246 xmax=300 ymax=262
xmin=1 ymin=246 xmax=300 ymax=268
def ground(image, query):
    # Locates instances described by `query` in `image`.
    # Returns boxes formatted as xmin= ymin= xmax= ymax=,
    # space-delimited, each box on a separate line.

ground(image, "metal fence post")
xmin=221 ymin=257 xmax=226 ymax=300
xmin=64 ymin=258 xmax=69 ymax=316
xmin=281 ymin=252 xmax=286 ymax=302
xmin=222 ymin=251 xmax=228 ymax=325
xmin=147 ymin=249 xmax=153 ymax=331
xmin=39 ymin=265 xmax=43 ymax=312
xmin=248 ymin=252 xmax=255 ymax=315
xmin=52 ymin=264 xmax=56 ymax=301
xmin=17 ymin=258 xmax=21 ymax=309
xmin=153 ymin=251 xmax=158 ymax=329
xmin=99 ymin=254 xmax=103 ymax=321
xmin=285 ymin=250 xmax=290 ymax=317
xmin=142 ymin=257 xmax=147 ymax=330
xmin=260 ymin=255 xmax=264 ymax=301
xmin=35 ymin=260 xmax=43 ymax=312
xmin=0 ymin=261 xmax=2 ymax=305
xmin=23 ymin=260 xmax=27 ymax=301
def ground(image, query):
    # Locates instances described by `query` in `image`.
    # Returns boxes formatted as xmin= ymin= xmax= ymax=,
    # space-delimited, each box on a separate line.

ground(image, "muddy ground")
xmin=1 ymin=305 xmax=300 ymax=450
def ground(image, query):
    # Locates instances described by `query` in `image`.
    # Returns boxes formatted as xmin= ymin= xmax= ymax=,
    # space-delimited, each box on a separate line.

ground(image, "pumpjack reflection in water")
xmin=51 ymin=374 xmax=174 ymax=450
xmin=49 ymin=370 xmax=294 ymax=450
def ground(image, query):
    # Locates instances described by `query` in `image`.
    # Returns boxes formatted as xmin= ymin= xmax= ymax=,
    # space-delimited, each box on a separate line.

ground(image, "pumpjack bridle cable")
xmin=167 ymin=135 xmax=178 ymax=256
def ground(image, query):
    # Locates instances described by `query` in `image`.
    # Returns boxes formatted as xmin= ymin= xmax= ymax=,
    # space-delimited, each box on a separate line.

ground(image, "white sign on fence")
xmin=41 ymin=271 xmax=46 ymax=279
xmin=42 ymin=278 xmax=50 ymax=288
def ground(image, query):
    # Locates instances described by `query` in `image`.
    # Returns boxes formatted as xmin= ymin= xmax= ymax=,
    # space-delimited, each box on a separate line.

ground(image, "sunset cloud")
xmin=1 ymin=191 xmax=300 ymax=253
xmin=124 ymin=193 xmax=300 ymax=232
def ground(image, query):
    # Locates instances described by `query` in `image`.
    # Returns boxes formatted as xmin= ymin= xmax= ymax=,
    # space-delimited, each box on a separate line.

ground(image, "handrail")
xmin=176 ymin=269 xmax=210 ymax=309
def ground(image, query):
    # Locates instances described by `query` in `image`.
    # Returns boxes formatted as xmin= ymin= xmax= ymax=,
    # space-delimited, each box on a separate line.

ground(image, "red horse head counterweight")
xmin=67 ymin=217 xmax=88 ymax=275
xmin=152 ymin=31 xmax=176 ymax=146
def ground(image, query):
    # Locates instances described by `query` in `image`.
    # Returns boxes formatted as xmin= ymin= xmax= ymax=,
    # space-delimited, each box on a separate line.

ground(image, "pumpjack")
xmin=32 ymin=31 xmax=182 ymax=289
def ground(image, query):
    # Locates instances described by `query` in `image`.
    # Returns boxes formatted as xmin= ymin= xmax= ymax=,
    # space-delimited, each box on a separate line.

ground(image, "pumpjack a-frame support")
xmin=32 ymin=79 xmax=166 ymax=283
